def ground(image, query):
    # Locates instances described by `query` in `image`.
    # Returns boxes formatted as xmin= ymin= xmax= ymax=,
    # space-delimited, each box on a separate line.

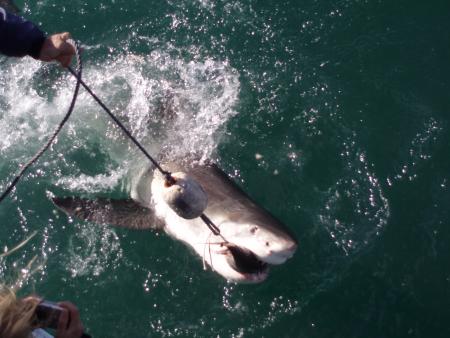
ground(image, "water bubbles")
xmin=319 ymin=135 xmax=390 ymax=255
xmin=66 ymin=222 xmax=123 ymax=277
xmin=388 ymin=117 xmax=442 ymax=185
xmin=261 ymin=296 xmax=300 ymax=328
xmin=143 ymin=271 xmax=163 ymax=293
xmin=288 ymin=151 xmax=298 ymax=161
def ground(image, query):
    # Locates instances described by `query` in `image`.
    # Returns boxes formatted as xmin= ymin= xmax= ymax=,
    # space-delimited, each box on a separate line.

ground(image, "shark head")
xmin=151 ymin=166 xmax=298 ymax=283
xmin=219 ymin=220 xmax=298 ymax=266
xmin=194 ymin=220 xmax=297 ymax=283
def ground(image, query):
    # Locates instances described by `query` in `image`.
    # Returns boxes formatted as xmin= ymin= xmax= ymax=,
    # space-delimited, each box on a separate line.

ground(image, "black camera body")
xmin=35 ymin=300 xmax=91 ymax=337
xmin=35 ymin=300 xmax=64 ymax=329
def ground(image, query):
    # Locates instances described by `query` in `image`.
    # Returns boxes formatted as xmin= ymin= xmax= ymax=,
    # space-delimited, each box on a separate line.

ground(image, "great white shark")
xmin=53 ymin=162 xmax=298 ymax=283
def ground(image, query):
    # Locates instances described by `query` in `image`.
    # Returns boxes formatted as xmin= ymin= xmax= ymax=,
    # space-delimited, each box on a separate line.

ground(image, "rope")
xmin=0 ymin=39 xmax=82 ymax=204
xmin=66 ymin=67 xmax=223 ymax=237
xmin=0 ymin=39 xmax=222 ymax=237
xmin=201 ymin=214 xmax=222 ymax=236
xmin=66 ymin=66 xmax=174 ymax=184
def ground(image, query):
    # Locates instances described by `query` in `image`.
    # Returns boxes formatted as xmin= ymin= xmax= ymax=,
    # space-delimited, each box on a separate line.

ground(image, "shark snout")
xmin=285 ymin=241 xmax=298 ymax=254
xmin=260 ymin=238 xmax=297 ymax=265
xmin=271 ymin=242 xmax=297 ymax=255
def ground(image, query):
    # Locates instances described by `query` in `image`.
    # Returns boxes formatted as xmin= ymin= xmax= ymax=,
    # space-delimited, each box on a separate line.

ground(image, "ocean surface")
xmin=1 ymin=1 xmax=449 ymax=337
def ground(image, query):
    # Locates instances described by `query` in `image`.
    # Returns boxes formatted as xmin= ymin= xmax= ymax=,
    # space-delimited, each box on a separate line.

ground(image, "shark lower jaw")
xmin=216 ymin=261 xmax=270 ymax=284
xmin=237 ymin=269 xmax=270 ymax=283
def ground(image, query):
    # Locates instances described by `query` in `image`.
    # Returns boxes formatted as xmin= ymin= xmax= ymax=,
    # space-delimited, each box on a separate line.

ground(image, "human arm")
xmin=0 ymin=6 xmax=45 ymax=58
xmin=0 ymin=7 xmax=75 ymax=66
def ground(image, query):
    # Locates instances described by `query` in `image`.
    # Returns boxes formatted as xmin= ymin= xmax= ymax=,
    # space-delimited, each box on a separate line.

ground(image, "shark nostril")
xmin=250 ymin=226 xmax=258 ymax=234
xmin=265 ymin=242 xmax=269 ymax=247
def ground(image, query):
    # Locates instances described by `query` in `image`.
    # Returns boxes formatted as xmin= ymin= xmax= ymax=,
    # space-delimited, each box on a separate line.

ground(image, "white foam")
xmin=55 ymin=169 xmax=125 ymax=193
xmin=0 ymin=48 xmax=240 ymax=192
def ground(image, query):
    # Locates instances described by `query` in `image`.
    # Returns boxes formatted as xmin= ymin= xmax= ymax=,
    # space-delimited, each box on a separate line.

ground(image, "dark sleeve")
xmin=0 ymin=7 xmax=46 ymax=58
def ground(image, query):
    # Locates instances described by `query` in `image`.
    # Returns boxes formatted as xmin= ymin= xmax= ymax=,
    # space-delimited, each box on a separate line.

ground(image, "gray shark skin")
xmin=0 ymin=0 xmax=20 ymax=14
xmin=53 ymin=163 xmax=298 ymax=283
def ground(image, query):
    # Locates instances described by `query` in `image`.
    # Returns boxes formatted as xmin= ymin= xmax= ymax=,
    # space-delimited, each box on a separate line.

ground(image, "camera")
xmin=35 ymin=300 xmax=64 ymax=329
xmin=34 ymin=300 xmax=91 ymax=337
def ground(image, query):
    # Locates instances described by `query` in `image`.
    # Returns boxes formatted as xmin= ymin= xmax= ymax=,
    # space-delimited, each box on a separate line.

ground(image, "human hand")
xmin=55 ymin=301 xmax=84 ymax=338
xmin=38 ymin=32 xmax=76 ymax=67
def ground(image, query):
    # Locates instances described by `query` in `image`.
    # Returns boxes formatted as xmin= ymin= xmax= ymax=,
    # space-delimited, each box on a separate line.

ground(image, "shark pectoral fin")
xmin=52 ymin=197 xmax=163 ymax=231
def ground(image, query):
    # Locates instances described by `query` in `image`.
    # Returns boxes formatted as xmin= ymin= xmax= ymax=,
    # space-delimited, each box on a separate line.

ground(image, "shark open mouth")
xmin=225 ymin=245 xmax=269 ymax=278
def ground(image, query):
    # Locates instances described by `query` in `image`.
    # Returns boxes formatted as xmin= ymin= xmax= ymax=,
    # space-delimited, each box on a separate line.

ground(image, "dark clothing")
xmin=0 ymin=6 xmax=46 ymax=58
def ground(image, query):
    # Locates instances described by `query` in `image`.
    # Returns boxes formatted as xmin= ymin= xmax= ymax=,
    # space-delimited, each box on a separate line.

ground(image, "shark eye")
xmin=250 ymin=226 xmax=258 ymax=234
xmin=265 ymin=242 xmax=270 ymax=247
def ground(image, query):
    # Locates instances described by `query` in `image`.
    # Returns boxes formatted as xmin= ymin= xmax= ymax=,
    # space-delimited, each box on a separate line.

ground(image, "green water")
xmin=1 ymin=1 xmax=449 ymax=337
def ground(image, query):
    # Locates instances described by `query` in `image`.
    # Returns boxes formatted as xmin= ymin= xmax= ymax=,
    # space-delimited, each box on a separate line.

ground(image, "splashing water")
xmin=0 ymin=44 xmax=241 ymax=287
xmin=0 ymin=47 xmax=240 ymax=195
